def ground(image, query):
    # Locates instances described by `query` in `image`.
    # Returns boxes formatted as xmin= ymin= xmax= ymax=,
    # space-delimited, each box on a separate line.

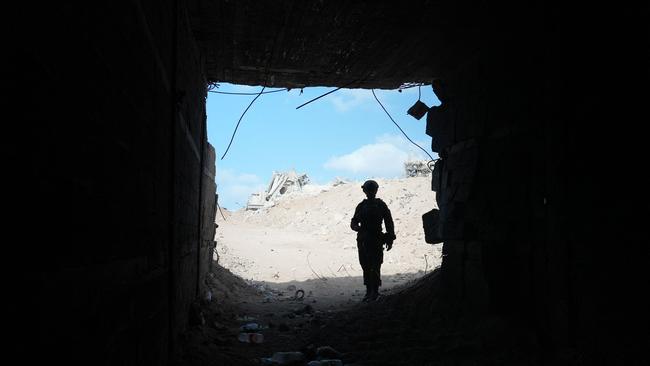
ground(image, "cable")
xmin=295 ymin=86 xmax=343 ymax=110
xmin=217 ymin=202 xmax=227 ymax=221
xmin=371 ymin=89 xmax=436 ymax=163
xmin=218 ymin=3 xmax=285 ymax=160
xmin=295 ymin=79 xmax=360 ymax=110
xmin=295 ymin=70 xmax=375 ymax=110
xmin=220 ymin=85 xmax=266 ymax=160
xmin=427 ymin=159 xmax=437 ymax=171
xmin=208 ymin=88 xmax=288 ymax=96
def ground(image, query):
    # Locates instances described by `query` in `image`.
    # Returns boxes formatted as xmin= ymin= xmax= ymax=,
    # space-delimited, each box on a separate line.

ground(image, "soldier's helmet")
xmin=361 ymin=180 xmax=379 ymax=191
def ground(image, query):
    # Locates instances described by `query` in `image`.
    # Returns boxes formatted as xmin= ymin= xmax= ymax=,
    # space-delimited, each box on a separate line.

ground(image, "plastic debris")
xmin=260 ymin=358 xmax=280 ymax=366
xmin=236 ymin=315 xmax=257 ymax=321
xmin=307 ymin=360 xmax=343 ymax=366
xmin=269 ymin=351 xmax=305 ymax=364
xmin=239 ymin=322 xmax=261 ymax=331
xmin=237 ymin=332 xmax=264 ymax=343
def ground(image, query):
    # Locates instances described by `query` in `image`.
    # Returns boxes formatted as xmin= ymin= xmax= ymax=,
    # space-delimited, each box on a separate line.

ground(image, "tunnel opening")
xmin=206 ymin=82 xmax=444 ymax=311
xmin=188 ymin=73 xmax=531 ymax=365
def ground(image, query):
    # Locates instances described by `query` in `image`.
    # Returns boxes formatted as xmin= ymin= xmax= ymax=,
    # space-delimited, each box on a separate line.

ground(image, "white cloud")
xmin=329 ymin=89 xmax=373 ymax=112
xmin=216 ymin=169 xmax=266 ymax=210
xmin=323 ymin=134 xmax=433 ymax=178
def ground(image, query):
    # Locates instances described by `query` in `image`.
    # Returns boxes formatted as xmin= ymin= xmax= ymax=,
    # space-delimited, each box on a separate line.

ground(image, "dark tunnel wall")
xmin=9 ymin=1 xmax=216 ymax=364
xmin=427 ymin=3 xmax=648 ymax=364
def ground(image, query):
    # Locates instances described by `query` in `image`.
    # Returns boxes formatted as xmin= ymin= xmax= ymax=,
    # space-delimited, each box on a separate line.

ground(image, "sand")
xmin=215 ymin=176 xmax=443 ymax=309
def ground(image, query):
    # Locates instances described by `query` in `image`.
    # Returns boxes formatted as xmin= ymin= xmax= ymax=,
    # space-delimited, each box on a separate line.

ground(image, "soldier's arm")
xmin=383 ymin=202 xmax=396 ymax=238
xmin=350 ymin=204 xmax=362 ymax=232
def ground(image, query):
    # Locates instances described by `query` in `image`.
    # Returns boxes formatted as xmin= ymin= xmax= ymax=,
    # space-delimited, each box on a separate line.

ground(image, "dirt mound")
xmin=217 ymin=176 xmax=442 ymax=284
xmin=231 ymin=176 xmax=436 ymax=243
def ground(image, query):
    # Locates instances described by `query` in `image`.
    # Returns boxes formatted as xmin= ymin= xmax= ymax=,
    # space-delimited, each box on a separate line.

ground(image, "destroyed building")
xmin=404 ymin=160 xmax=432 ymax=177
xmin=246 ymin=171 xmax=310 ymax=210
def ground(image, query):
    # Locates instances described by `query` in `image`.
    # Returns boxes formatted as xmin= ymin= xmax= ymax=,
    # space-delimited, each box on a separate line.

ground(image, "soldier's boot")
xmin=368 ymin=285 xmax=379 ymax=301
xmin=362 ymin=285 xmax=371 ymax=302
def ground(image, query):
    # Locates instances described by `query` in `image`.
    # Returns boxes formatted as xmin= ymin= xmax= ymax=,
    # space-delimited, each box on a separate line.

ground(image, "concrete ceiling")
xmin=191 ymin=0 xmax=443 ymax=89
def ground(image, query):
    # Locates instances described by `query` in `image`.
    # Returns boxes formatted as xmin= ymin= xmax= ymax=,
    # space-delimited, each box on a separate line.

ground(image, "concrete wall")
xmin=10 ymin=1 xmax=215 ymax=364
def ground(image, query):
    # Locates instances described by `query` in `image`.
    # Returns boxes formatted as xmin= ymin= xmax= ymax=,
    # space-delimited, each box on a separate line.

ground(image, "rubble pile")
xmin=404 ymin=160 xmax=432 ymax=177
xmin=219 ymin=176 xmax=442 ymax=285
xmin=246 ymin=170 xmax=310 ymax=210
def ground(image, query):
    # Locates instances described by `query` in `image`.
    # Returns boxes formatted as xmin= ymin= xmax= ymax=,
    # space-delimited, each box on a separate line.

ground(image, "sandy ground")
xmin=215 ymin=176 xmax=443 ymax=310
xmin=179 ymin=178 xmax=540 ymax=365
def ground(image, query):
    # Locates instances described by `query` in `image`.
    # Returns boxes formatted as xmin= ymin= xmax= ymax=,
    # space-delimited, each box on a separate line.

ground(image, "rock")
xmin=301 ymin=343 xmax=317 ymax=360
xmin=269 ymin=351 xmax=305 ymax=364
xmin=212 ymin=321 xmax=227 ymax=331
xmin=316 ymin=346 xmax=343 ymax=359
xmin=294 ymin=304 xmax=314 ymax=315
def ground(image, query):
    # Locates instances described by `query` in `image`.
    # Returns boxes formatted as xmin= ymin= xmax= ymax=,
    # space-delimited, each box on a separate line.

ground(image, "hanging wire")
xmin=220 ymin=85 xmax=266 ymax=160
xmin=294 ymin=70 xmax=375 ymax=109
xmin=217 ymin=3 xmax=290 ymax=161
xmin=217 ymin=202 xmax=227 ymax=221
xmin=209 ymin=88 xmax=289 ymax=96
xmin=295 ymin=86 xmax=343 ymax=109
xmin=418 ymin=84 xmax=421 ymax=100
xmin=295 ymin=79 xmax=360 ymax=110
xmin=427 ymin=159 xmax=436 ymax=171
xmin=371 ymin=89 xmax=437 ymax=165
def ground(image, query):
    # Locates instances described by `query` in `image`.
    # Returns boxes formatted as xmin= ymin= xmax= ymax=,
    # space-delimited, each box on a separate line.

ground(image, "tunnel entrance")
xmin=206 ymin=83 xmax=443 ymax=309
xmin=178 ymin=82 xmax=452 ymax=364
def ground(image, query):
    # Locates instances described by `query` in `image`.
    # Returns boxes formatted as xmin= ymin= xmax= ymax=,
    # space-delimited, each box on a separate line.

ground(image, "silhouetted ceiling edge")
xmin=191 ymin=0 xmax=440 ymax=89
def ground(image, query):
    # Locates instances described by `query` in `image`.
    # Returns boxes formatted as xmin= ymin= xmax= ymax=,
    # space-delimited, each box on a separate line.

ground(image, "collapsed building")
xmin=246 ymin=171 xmax=310 ymax=210
xmin=404 ymin=160 xmax=432 ymax=177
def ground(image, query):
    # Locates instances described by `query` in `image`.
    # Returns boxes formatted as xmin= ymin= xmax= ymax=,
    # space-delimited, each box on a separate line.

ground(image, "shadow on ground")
xmin=174 ymin=262 xmax=542 ymax=366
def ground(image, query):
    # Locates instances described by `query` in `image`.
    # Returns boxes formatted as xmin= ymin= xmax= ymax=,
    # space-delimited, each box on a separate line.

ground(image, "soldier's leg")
xmin=367 ymin=264 xmax=379 ymax=298
xmin=375 ymin=245 xmax=384 ymax=287
xmin=357 ymin=241 xmax=371 ymax=300
xmin=371 ymin=262 xmax=382 ymax=300
xmin=367 ymin=269 xmax=379 ymax=300
xmin=367 ymin=243 xmax=384 ymax=300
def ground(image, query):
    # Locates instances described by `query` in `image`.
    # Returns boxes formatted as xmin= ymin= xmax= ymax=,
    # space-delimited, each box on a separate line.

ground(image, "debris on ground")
xmin=316 ymin=346 xmax=343 ymax=359
xmin=217 ymin=176 xmax=443 ymax=312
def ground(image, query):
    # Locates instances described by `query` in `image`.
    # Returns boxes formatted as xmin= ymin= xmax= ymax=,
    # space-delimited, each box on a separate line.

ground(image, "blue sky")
xmin=207 ymin=83 xmax=440 ymax=210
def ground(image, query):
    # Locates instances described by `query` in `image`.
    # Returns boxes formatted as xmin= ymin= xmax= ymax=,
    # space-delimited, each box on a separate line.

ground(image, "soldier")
xmin=350 ymin=180 xmax=396 ymax=302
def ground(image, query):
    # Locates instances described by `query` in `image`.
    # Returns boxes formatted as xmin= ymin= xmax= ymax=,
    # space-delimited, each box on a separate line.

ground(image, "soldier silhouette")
xmin=350 ymin=180 xmax=396 ymax=301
